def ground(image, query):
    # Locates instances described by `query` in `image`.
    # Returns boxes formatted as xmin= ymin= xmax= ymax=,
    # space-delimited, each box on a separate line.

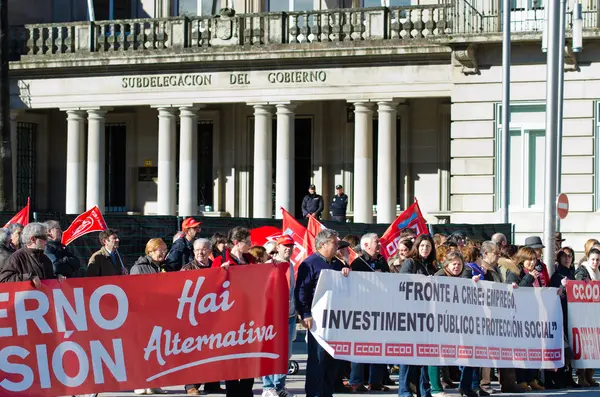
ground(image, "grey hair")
xmin=481 ymin=240 xmax=498 ymax=255
xmin=360 ymin=233 xmax=378 ymax=249
xmin=8 ymin=223 xmax=23 ymax=234
xmin=491 ymin=233 xmax=507 ymax=245
xmin=21 ymin=223 xmax=47 ymax=246
xmin=44 ymin=220 xmax=61 ymax=231
xmin=193 ymin=238 xmax=212 ymax=250
xmin=0 ymin=228 xmax=10 ymax=247
xmin=315 ymin=229 xmax=339 ymax=250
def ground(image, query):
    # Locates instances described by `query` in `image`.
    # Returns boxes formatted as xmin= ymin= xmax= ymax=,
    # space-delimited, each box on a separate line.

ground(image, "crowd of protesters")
xmin=0 ymin=217 xmax=596 ymax=397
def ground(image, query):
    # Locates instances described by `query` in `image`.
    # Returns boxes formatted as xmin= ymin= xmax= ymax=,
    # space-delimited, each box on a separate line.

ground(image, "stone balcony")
xmin=7 ymin=3 xmax=600 ymax=71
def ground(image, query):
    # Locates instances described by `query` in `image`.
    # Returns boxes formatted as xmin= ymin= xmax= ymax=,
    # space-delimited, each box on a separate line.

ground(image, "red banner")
xmin=0 ymin=265 xmax=288 ymax=396
xmin=380 ymin=199 xmax=428 ymax=259
xmin=61 ymin=206 xmax=108 ymax=246
xmin=4 ymin=197 xmax=30 ymax=228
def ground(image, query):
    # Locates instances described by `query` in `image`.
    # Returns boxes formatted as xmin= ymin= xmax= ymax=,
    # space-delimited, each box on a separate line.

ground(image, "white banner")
xmin=566 ymin=280 xmax=600 ymax=368
xmin=311 ymin=271 xmax=564 ymax=368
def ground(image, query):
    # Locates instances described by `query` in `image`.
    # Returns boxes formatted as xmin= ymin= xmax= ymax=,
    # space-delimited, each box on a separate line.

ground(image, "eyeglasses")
xmin=35 ymin=235 xmax=48 ymax=241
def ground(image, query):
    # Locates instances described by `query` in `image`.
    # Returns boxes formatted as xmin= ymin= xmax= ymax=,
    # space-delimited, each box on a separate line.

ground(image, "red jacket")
xmin=211 ymin=249 xmax=255 ymax=268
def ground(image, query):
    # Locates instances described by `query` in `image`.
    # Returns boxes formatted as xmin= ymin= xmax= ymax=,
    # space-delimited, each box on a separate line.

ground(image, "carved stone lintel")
xmin=564 ymin=45 xmax=578 ymax=72
xmin=453 ymin=44 xmax=480 ymax=75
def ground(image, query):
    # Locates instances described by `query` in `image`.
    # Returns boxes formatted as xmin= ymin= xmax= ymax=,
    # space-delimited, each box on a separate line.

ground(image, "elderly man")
xmin=87 ymin=228 xmax=127 ymax=277
xmin=44 ymin=220 xmax=81 ymax=278
xmin=491 ymin=233 xmax=507 ymax=250
xmin=165 ymin=217 xmax=201 ymax=272
xmin=296 ymin=229 xmax=350 ymax=397
xmin=347 ymin=233 xmax=390 ymax=392
xmin=181 ymin=238 xmax=225 ymax=395
xmin=262 ymin=234 xmax=297 ymax=397
xmin=0 ymin=222 xmax=62 ymax=285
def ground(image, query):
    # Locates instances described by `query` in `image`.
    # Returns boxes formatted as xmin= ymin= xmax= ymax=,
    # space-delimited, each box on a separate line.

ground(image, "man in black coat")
xmin=164 ymin=217 xmax=201 ymax=272
xmin=330 ymin=185 xmax=348 ymax=223
xmin=44 ymin=220 xmax=81 ymax=278
xmin=302 ymin=184 xmax=324 ymax=219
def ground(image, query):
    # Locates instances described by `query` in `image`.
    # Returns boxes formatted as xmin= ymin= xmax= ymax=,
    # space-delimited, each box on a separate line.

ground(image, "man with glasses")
xmin=0 ymin=222 xmax=62 ymax=285
xmin=296 ymin=229 xmax=350 ymax=397
xmin=165 ymin=217 xmax=201 ymax=272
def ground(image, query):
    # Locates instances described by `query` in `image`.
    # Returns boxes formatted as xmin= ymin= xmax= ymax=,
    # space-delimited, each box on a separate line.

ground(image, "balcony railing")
xmin=9 ymin=4 xmax=600 ymax=60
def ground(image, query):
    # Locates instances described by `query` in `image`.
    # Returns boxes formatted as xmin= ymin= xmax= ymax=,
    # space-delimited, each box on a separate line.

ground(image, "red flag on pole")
xmin=250 ymin=226 xmax=282 ymax=246
xmin=281 ymin=208 xmax=313 ymax=275
xmin=3 ymin=197 xmax=30 ymax=228
xmin=379 ymin=198 xmax=428 ymax=259
xmin=61 ymin=206 xmax=108 ymax=246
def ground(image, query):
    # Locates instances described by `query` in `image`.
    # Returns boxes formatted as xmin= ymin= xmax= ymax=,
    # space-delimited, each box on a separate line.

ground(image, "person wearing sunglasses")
xmin=0 ymin=222 xmax=64 ymax=286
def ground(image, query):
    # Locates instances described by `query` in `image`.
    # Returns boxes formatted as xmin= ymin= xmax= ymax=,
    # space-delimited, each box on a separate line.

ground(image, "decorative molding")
xmin=453 ymin=44 xmax=480 ymax=75
xmin=564 ymin=45 xmax=579 ymax=72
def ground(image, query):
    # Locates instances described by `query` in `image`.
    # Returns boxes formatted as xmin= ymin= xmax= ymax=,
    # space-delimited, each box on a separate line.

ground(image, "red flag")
xmin=61 ymin=206 xmax=108 ymax=246
xmin=307 ymin=214 xmax=359 ymax=264
xmin=379 ymin=198 xmax=428 ymax=259
xmin=4 ymin=197 xmax=30 ymax=228
xmin=281 ymin=208 xmax=313 ymax=275
xmin=250 ymin=226 xmax=282 ymax=246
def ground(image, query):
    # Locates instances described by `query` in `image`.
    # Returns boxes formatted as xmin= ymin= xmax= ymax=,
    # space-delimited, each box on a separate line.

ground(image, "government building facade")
xmin=7 ymin=0 xmax=600 ymax=247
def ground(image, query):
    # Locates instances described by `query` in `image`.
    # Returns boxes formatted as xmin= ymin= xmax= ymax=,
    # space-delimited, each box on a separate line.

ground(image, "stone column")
xmin=275 ymin=103 xmax=296 ymax=218
xmin=86 ymin=109 xmax=107 ymax=212
xmin=353 ymin=102 xmax=374 ymax=224
xmin=178 ymin=106 xmax=199 ymax=217
xmin=9 ymin=111 xmax=20 ymax=211
xmin=377 ymin=101 xmax=398 ymax=224
xmin=157 ymin=107 xmax=177 ymax=216
xmin=65 ymin=110 xmax=86 ymax=214
xmin=252 ymin=104 xmax=273 ymax=219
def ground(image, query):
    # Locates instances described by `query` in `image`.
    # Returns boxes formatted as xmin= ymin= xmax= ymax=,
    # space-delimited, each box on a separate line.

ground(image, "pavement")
xmin=97 ymin=332 xmax=599 ymax=397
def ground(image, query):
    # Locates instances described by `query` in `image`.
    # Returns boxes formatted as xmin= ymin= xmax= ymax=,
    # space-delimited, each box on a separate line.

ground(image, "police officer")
xmin=301 ymin=184 xmax=324 ymax=219
xmin=330 ymin=185 xmax=348 ymax=223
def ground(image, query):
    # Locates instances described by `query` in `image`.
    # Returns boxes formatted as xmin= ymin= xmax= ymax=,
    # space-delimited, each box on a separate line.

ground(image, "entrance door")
xmin=271 ymin=118 xmax=313 ymax=218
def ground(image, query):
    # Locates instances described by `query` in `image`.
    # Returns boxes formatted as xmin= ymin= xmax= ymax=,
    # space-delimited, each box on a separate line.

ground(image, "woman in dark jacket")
xmin=130 ymin=238 xmax=168 ymax=275
xmin=511 ymin=247 xmax=545 ymax=392
xmin=398 ymin=235 xmax=437 ymax=397
xmin=434 ymin=252 xmax=484 ymax=397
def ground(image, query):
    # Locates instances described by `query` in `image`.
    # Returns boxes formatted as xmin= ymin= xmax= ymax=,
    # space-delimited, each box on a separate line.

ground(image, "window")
xmin=495 ymin=104 xmax=546 ymax=210
xmin=267 ymin=0 xmax=315 ymax=11
xmin=176 ymin=0 xmax=219 ymax=16
xmin=16 ymin=123 xmax=36 ymax=209
xmin=93 ymin=0 xmax=132 ymax=20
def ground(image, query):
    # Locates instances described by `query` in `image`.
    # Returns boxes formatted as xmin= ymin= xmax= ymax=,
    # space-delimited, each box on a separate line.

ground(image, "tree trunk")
xmin=0 ymin=0 xmax=12 ymax=212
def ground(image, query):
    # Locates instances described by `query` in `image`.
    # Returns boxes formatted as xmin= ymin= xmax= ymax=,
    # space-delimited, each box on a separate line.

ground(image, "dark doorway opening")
xmin=105 ymin=124 xmax=127 ymax=212
xmin=198 ymin=121 xmax=214 ymax=210
xmin=271 ymin=118 xmax=313 ymax=218
xmin=16 ymin=122 xmax=37 ymax=209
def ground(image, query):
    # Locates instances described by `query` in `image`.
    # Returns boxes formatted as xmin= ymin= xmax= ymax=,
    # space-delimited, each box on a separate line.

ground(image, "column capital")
xmin=155 ymin=107 xmax=178 ymax=118
xmin=377 ymin=101 xmax=400 ymax=112
xmin=352 ymin=101 xmax=374 ymax=113
xmin=250 ymin=103 xmax=274 ymax=115
xmin=179 ymin=106 xmax=201 ymax=117
xmin=87 ymin=108 xmax=109 ymax=120
xmin=275 ymin=103 xmax=297 ymax=114
xmin=63 ymin=109 xmax=87 ymax=120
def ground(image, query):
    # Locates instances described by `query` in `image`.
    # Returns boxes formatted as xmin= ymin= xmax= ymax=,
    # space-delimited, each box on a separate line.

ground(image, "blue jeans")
xmin=349 ymin=362 xmax=386 ymax=386
xmin=305 ymin=330 xmax=339 ymax=397
xmin=399 ymin=365 xmax=432 ymax=397
xmin=263 ymin=316 xmax=297 ymax=390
